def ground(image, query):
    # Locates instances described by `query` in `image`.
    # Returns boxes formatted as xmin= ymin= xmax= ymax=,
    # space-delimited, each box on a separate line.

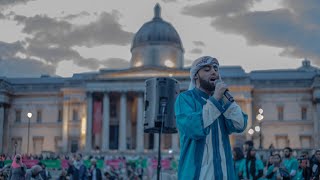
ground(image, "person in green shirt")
xmin=266 ymin=154 xmax=290 ymax=180
xmin=293 ymin=156 xmax=311 ymax=180
xmin=283 ymin=147 xmax=299 ymax=179
xmin=240 ymin=148 xmax=264 ymax=180
xmin=233 ymin=147 xmax=245 ymax=180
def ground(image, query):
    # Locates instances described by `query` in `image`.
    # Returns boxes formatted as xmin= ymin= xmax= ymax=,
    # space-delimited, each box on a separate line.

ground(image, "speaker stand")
xmin=156 ymin=103 xmax=167 ymax=180
xmin=156 ymin=127 xmax=162 ymax=180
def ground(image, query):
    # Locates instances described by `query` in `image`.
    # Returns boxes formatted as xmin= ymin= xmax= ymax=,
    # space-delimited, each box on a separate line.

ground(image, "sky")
xmin=0 ymin=0 xmax=319 ymax=77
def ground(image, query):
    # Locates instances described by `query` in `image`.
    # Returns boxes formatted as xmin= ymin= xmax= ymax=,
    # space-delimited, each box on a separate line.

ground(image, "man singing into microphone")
xmin=175 ymin=56 xmax=248 ymax=179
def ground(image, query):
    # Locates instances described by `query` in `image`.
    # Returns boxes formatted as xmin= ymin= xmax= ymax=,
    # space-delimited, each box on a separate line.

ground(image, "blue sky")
xmin=0 ymin=0 xmax=319 ymax=77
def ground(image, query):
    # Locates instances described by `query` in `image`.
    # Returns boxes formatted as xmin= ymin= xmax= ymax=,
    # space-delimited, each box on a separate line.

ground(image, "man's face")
xmin=196 ymin=63 xmax=219 ymax=92
xmin=284 ymin=149 xmax=291 ymax=158
xmin=315 ymin=151 xmax=320 ymax=161
xmin=76 ymin=154 xmax=81 ymax=161
xmin=300 ymin=159 xmax=308 ymax=168
xmin=273 ymin=155 xmax=281 ymax=164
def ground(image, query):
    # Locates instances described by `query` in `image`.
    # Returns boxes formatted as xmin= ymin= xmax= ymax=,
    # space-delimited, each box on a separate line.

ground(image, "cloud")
xmin=189 ymin=48 xmax=202 ymax=54
xmin=0 ymin=57 xmax=56 ymax=77
xmin=182 ymin=0 xmax=320 ymax=65
xmin=0 ymin=41 xmax=25 ymax=59
xmin=0 ymin=0 xmax=35 ymax=8
xmin=61 ymin=11 xmax=90 ymax=20
xmin=161 ymin=0 xmax=177 ymax=3
xmin=101 ymin=58 xmax=129 ymax=69
xmin=182 ymin=0 xmax=257 ymax=18
xmin=4 ymin=11 xmax=135 ymax=72
xmin=193 ymin=40 xmax=205 ymax=46
xmin=14 ymin=12 xmax=134 ymax=47
xmin=0 ymin=12 xmax=4 ymax=19
xmin=184 ymin=58 xmax=194 ymax=67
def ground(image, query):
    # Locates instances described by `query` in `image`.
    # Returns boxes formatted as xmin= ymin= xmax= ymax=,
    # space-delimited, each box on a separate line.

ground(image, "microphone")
xmin=223 ymin=90 xmax=234 ymax=102
xmin=214 ymin=79 xmax=234 ymax=102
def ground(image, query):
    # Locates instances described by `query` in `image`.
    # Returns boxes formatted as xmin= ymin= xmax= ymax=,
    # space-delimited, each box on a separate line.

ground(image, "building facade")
xmin=0 ymin=4 xmax=320 ymax=154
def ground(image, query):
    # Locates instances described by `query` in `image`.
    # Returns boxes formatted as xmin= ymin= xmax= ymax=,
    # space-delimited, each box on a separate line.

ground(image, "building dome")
xmin=131 ymin=5 xmax=183 ymax=50
xmin=130 ymin=4 xmax=184 ymax=68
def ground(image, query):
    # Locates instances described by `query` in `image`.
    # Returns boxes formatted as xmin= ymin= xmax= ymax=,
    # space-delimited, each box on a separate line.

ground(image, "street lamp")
xmin=256 ymin=108 xmax=264 ymax=149
xmin=248 ymin=128 xmax=254 ymax=140
xmin=14 ymin=141 xmax=17 ymax=155
xmin=27 ymin=112 xmax=32 ymax=155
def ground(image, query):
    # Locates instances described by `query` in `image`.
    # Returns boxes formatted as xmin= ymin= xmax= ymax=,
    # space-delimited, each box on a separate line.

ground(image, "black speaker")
xmin=144 ymin=77 xmax=179 ymax=134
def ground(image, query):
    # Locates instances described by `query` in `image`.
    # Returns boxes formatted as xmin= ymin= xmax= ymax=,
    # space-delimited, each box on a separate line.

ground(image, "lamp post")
xmin=256 ymin=108 xmax=264 ymax=149
xmin=27 ymin=112 xmax=32 ymax=155
xmin=248 ymin=128 xmax=254 ymax=141
xmin=14 ymin=141 xmax=17 ymax=155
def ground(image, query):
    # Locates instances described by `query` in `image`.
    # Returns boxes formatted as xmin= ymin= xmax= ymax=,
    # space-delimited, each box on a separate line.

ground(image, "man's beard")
xmin=284 ymin=154 xmax=290 ymax=158
xmin=199 ymin=77 xmax=215 ymax=92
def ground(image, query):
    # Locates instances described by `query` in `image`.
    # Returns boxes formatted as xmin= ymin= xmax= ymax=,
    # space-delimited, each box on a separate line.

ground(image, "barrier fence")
xmin=1 ymin=159 xmax=178 ymax=170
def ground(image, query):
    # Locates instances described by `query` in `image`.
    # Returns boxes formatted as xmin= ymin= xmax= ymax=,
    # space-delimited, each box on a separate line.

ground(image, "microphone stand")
xmin=157 ymin=100 xmax=167 ymax=180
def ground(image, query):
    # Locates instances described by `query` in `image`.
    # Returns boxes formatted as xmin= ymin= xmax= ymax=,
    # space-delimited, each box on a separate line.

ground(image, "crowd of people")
xmin=0 ymin=152 xmax=177 ymax=180
xmin=0 ymin=142 xmax=320 ymax=179
xmin=233 ymin=141 xmax=320 ymax=180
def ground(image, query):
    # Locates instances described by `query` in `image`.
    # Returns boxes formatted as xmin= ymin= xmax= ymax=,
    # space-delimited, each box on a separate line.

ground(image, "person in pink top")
xmin=8 ymin=154 xmax=27 ymax=180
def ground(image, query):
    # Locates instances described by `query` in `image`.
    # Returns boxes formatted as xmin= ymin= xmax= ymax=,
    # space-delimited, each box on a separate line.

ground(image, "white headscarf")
xmin=189 ymin=56 xmax=219 ymax=90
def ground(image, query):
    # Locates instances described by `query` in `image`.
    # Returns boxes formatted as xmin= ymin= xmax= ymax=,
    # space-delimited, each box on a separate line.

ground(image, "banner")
xmin=40 ymin=160 xmax=61 ymax=169
xmin=151 ymin=159 xmax=170 ymax=170
xmin=22 ymin=160 xmax=39 ymax=168
xmin=61 ymin=159 xmax=69 ymax=169
xmin=106 ymin=159 xmax=126 ymax=169
xmin=84 ymin=159 xmax=104 ymax=169
xmin=93 ymin=101 xmax=102 ymax=134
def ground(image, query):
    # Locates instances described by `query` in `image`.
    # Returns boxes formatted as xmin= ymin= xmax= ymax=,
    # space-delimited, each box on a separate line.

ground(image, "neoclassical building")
xmin=0 ymin=4 xmax=319 ymax=154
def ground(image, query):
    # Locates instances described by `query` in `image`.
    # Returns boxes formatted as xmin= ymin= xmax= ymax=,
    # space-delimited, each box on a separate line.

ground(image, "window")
xmin=36 ymin=110 xmax=42 ymax=123
xmin=15 ymin=110 xmax=21 ymax=123
xmin=11 ymin=137 xmax=22 ymax=154
xmin=276 ymin=135 xmax=288 ymax=149
xmin=58 ymin=109 xmax=62 ymax=122
xmin=277 ymin=106 xmax=284 ymax=120
xmin=71 ymin=140 xmax=79 ymax=153
xmin=301 ymin=107 xmax=307 ymax=120
xmin=300 ymin=136 xmax=311 ymax=148
xmin=110 ymin=101 xmax=117 ymax=118
xmin=72 ymin=109 xmax=79 ymax=121
xmin=33 ymin=137 xmax=44 ymax=154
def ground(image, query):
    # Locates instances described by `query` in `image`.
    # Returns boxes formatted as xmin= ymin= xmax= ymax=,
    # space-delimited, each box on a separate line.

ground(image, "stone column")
xmin=0 ymin=104 xmax=4 ymax=153
xmin=315 ymin=102 xmax=320 ymax=148
xmin=119 ymin=92 xmax=127 ymax=151
xmin=102 ymin=92 xmax=110 ymax=151
xmin=171 ymin=134 xmax=179 ymax=152
xmin=62 ymin=99 xmax=69 ymax=152
xmin=313 ymin=79 xmax=320 ymax=148
xmin=85 ymin=92 xmax=93 ymax=152
xmin=136 ymin=93 xmax=144 ymax=152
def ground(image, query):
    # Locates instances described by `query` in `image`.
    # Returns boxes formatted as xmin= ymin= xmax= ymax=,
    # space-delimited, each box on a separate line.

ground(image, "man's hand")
xmin=213 ymin=80 xmax=228 ymax=100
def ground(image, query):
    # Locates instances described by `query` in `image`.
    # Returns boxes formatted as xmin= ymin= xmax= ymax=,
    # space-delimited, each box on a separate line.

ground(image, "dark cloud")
xmin=14 ymin=12 xmax=134 ymax=47
xmin=193 ymin=40 xmax=205 ymax=46
xmin=182 ymin=0 xmax=320 ymax=64
xmin=0 ymin=12 xmax=4 ymax=19
xmin=184 ymin=58 xmax=194 ymax=67
xmin=161 ymin=0 xmax=177 ymax=3
xmin=101 ymin=58 xmax=129 ymax=69
xmin=0 ymin=41 xmax=25 ymax=59
xmin=61 ymin=11 xmax=90 ymax=20
xmin=182 ymin=0 xmax=257 ymax=18
xmin=0 ymin=57 xmax=55 ymax=77
xmin=4 ymin=11 xmax=135 ymax=72
xmin=0 ymin=0 xmax=35 ymax=8
xmin=189 ymin=48 xmax=202 ymax=54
